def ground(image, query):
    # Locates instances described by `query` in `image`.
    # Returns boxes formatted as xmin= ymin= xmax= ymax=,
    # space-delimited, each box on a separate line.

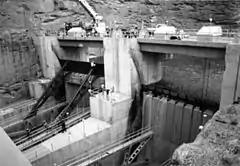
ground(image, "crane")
xmin=67 ymin=0 xmax=106 ymax=36
xmin=78 ymin=0 xmax=102 ymax=23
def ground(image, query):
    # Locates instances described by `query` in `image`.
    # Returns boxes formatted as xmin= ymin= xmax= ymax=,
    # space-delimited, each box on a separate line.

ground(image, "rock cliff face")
xmin=0 ymin=30 xmax=41 ymax=107
xmin=172 ymin=104 xmax=240 ymax=165
xmin=0 ymin=0 xmax=240 ymax=33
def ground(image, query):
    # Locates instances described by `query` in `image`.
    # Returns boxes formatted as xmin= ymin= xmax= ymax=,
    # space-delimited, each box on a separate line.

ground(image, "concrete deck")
xmin=24 ymin=117 xmax=111 ymax=162
xmin=57 ymin=37 xmax=227 ymax=59
xmin=58 ymin=37 xmax=104 ymax=48
xmin=138 ymin=39 xmax=226 ymax=59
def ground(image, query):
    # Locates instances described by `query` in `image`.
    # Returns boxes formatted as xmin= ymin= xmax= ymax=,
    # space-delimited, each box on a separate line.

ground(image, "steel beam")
xmin=59 ymin=59 xmax=104 ymax=77
xmin=58 ymin=37 xmax=103 ymax=48
xmin=138 ymin=39 xmax=226 ymax=59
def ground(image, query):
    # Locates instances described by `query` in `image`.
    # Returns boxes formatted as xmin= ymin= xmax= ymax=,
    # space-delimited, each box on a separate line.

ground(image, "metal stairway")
xmin=127 ymin=136 xmax=152 ymax=164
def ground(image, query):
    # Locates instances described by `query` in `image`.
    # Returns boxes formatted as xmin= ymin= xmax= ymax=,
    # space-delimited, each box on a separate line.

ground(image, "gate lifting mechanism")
xmin=122 ymin=136 xmax=152 ymax=166
xmin=53 ymin=62 xmax=96 ymax=123
xmin=24 ymin=62 xmax=70 ymax=120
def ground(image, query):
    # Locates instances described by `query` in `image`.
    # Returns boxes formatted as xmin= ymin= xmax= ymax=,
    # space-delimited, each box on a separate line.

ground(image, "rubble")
xmin=172 ymin=104 xmax=240 ymax=166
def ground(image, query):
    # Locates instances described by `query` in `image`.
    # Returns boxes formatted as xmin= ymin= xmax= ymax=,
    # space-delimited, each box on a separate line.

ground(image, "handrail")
xmin=13 ymin=102 xmax=66 ymax=140
xmin=15 ymin=106 xmax=89 ymax=146
xmin=19 ymin=111 xmax=90 ymax=152
xmin=24 ymin=112 xmax=91 ymax=161
xmin=0 ymin=98 xmax=36 ymax=111
xmin=55 ymin=28 xmax=240 ymax=43
xmin=58 ymin=126 xmax=152 ymax=166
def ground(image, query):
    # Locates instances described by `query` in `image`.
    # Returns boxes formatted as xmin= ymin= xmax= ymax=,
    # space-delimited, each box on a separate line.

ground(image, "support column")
xmin=220 ymin=44 xmax=240 ymax=108
xmin=103 ymin=38 xmax=132 ymax=96
xmin=129 ymin=38 xmax=163 ymax=86
xmin=35 ymin=36 xmax=61 ymax=79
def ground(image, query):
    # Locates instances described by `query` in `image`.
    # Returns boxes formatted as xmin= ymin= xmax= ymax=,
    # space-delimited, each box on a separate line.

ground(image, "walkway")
xmin=59 ymin=127 xmax=153 ymax=166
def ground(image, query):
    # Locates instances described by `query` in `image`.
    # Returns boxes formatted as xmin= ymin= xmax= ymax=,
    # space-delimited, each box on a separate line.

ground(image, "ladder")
xmin=127 ymin=136 xmax=152 ymax=164
xmin=24 ymin=62 xmax=70 ymax=120
xmin=53 ymin=68 xmax=94 ymax=123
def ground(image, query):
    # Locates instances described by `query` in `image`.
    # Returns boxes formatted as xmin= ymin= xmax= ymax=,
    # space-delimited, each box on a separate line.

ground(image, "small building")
xmin=196 ymin=26 xmax=222 ymax=42
xmin=154 ymin=25 xmax=177 ymax=40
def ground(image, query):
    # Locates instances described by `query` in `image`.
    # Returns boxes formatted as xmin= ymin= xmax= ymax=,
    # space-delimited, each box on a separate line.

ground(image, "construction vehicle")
xmin=64 ymin=0 xmax=106 ymax=37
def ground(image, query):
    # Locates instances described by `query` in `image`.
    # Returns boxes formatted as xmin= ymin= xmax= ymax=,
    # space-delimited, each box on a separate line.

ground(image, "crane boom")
xmin=78 ymin=0 xmax=101 ymax=21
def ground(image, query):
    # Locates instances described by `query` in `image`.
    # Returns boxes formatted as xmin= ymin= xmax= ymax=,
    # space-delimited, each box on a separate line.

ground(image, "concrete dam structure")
xmin=1 ymin=35 xmax=240 ymax=166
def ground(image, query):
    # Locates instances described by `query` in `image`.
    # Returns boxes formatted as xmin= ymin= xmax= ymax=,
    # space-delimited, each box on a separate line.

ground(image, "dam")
xmin=0 ymin=33 xmax=240 ymax=166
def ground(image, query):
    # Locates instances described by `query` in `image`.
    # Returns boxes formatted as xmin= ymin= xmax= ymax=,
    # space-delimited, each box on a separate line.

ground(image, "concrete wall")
xmin=0 ymin=34 xmax=40 ymax=85
xmin=140 ymin=95 xmax=177 ymax=164
xmin=90 ymin=93 xmax=132 ymax=124
xmin=140 ymin=93 xmax=214 ymax=164
xmin=157 ymin=54 xmax=225 ymax=106
xmin=130 ymin=38 xmax=163 ymax=86
xmin=32 ymin=127 xmax=111 ymax=166
xmin=103 ymin=38 xmax=162 ymax=97
xmin=0 ymin=33 xmax=41 ymax=108
xmin=62 ymin=47 xmax=89 ymax=62
xmin=104 ymin=38 xmax=131 ymax=95
xmin=220 ymin=44 xmax=240 ymax=108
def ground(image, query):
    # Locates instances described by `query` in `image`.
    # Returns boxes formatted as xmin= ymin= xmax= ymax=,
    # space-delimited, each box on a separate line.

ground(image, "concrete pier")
xmin=34 ymin=37 xmax=61 ymax=79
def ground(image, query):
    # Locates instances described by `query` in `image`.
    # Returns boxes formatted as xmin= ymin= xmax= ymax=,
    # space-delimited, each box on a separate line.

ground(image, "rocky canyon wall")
xmin=1 ymin=0 xmax=240 ymax=32
xmin=0 ymin=30 xmax=41 ymax=107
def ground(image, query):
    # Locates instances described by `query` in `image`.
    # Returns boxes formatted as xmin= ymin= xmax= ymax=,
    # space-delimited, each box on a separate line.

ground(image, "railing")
xmin=14 ymin=102 xmax=68 ymax=144
xmin=0 ymin=99 xmax=36 ymax=126
xmin=58 ymin=126 xmax=153 ymax=166
xmin=0 ymin=98 xmax=36 ymax=112
xmin=41 ymin=27 xmax=240 ymax=44
xmin=16 ymin=107 xmax=90 ymax=151
xmin=57 ymin=31 xmax=240 ymax=43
